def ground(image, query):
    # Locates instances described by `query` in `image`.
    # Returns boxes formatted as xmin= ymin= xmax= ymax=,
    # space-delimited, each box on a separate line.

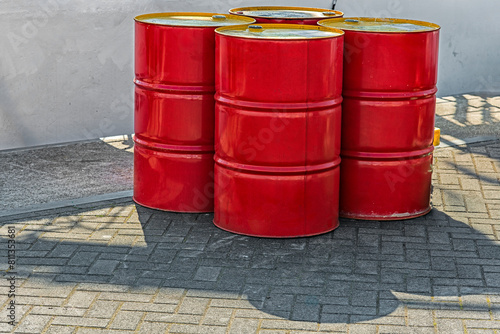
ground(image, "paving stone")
xmin=228 ymin=318 xmax=260 ymax=334
xmin=85 ymin=300 xmax=121 ymax=319
xmin=194 ymin=267 xmax=221 ymax=282
xmin=347 ymin=324 xmax=378 ymax=334
xmin=177 ymin=297 xmax=210 ymax=315
xmin=17 ymin=296 xmax=66 ymax=307
xmin=51 ymin=316 xmax=109 ymax=327
xmin=407 ymin=309 xmax=435 ymax=327
xmin=30 ymin=306 xmax=86 ymax=317
xmin=44 ymin=325 xmax=78 ymax=334
xmin=98 ymin=292 xmax=153 ymax=303
xmin=290 ymin=303 xmax=320 ymax=322
xmin=136 ymin=321 xmax=169 ymax=333
xmin=14 ymin=314 xmax=52 ymax=333
xmin=260 ymin=320 xmax=317 ymax=331
xmin=143 ymin=313 xmax=201 ymax=324
xmin=87 ymin=260 xmax=119 ymax=275
xmin=202 ymin=307 xmax=233 ymax=326
xmin=169 ymin=324 xmax=227 ymax=334
xmin=67 ymin=252 xmax=99 ymax=266
xmin=65 ymin=291 xmax=98 ymax=309
xmin=464 ymin=320 xmax=500 ymax=329
xmin=121 ymin=301 xmax=176 ymax=313
xmin=466 ymin=330 xmax=498 ymax=334
xmin=436 ymin=319 xmax=467 ymax=334
xmin=109 ymin=310 xmax=143 ymax=331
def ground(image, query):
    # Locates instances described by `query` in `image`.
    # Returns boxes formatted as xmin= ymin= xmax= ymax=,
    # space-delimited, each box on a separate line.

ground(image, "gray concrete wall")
xmin=1 ymin=0 xmax=499 ymax=150
xmin=338 ymin=0 xmax=500 ymax=97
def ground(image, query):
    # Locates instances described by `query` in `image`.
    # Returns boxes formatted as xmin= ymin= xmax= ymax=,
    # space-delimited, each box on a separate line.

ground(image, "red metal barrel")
xmin=134 ymin=13 xmax=254 ymax=212
xmin=229 ymin=6 xmax=343 ymax=25
xmin=318 ymin=18 xmax=440 ymax=220
xmin=214 ymin=24 xmax=344 ymax=237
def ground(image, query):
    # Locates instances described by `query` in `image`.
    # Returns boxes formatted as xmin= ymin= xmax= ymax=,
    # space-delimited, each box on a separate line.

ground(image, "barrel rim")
xmin=215 ymin=23 xmax=345 ymax=40
xmin=318 ymin=17 xmax=441 ymax=33
xmin=134 ymin=12 xmax=255 ymax=27
xmin=229 ymin=6 xmax=343 ymax=19
xmin=215 ymin=156 xmax=342 ymax=175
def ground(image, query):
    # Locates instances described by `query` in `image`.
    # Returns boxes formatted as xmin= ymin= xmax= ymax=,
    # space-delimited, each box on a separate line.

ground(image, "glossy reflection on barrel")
xmin=214 ymin=24 xmax=344 ymax=237
xmin=319 ymin=17 xmax=440 ymax=220
xmin=229 ymin=6 xmax=343 ymax=25
xmin=133 ymin=13 xmax=254 ymax=212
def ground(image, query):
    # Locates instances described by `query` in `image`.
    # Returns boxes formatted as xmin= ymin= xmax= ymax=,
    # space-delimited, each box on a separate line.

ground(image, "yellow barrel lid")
xmin=319 ymin=17 xmax=440 ymax=33
xmin=216 ymin=24 xmax=344 ymax=40
xmin=135 ymin=12 xmax=255 ymax=27
xmin=229 ymin=6 xmax=343 ymax=19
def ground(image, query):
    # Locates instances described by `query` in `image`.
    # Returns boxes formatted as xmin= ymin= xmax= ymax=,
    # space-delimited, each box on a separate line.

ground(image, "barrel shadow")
xmin=1 ymin=202 xmax=499 ymax=325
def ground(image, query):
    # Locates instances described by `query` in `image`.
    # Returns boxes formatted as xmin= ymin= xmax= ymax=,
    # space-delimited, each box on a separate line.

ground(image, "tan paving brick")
xmin=85 ymin=300 xmax=121 ymax=319
xmin=44 ymin=325 xmax=78 ymax=334
xmin=65 ymin=291 xmax=99 ymax=309
xmin=108 ymin=310 xmax=143 ymax=331
xmin=14 ymin=314 xmax=52 ymax=333
xmin=136 ymin=321 xmax=169 ymax=333
xmin=177 ymin=297 xmax=210 ymax=315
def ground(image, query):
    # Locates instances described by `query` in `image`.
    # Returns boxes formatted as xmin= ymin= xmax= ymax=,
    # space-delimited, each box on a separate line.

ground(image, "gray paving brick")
xmin=290 ymin=303 xmax=320 ymax=322
xmin=194 ymin=267 xmax=221 ymax=282
xmin=407 ymin=277 xmax=432 ymax=293
xmin=87 ymin=260 xmax=119 ymax=275
xmin=49 ymin=244 xmax=79 ymax=258
xmin=67 ymin=252 xmax=99 ymax=266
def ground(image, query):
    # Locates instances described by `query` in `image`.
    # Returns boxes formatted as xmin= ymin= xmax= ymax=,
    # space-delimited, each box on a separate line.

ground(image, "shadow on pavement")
xmin=1 ymin=203 xmax=499 ymax=324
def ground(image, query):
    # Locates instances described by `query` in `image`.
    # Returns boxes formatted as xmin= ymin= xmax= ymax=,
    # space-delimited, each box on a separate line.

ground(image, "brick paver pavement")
xmin=1 ymin=140 xmax=499 ymax=333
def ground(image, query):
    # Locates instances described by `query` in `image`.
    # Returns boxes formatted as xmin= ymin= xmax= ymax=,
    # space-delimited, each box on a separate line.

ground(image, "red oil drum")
xmin=229 ymin=6 xmax=343 ymax=25
xmin=319 ymin=18 xmax=440 ymax=220
xmin=214 ymin=24 xmax=344 ymax=237
xmin=134 ymin=13 xmax=254 ymax=212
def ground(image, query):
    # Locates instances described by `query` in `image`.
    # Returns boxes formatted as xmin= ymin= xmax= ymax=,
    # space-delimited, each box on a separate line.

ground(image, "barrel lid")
xmin=318 ymin=17 xmax=440 ymax=33
xmin=215 ymin=23 xmax=344 ymax=40
xmin=134 ymin=12 xmax=255 ymax=27
xmin=229 ymin=6 xmax=343 ymax=19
